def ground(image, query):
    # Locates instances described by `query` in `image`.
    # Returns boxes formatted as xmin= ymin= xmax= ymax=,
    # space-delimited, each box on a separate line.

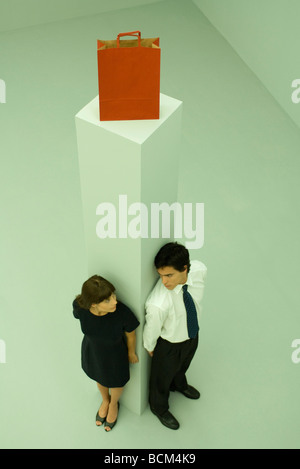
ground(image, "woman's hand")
xmin=128 ymin=353 xmax=139 ymax=364
xmin=125 ymin=331 xmax=139 ymax=364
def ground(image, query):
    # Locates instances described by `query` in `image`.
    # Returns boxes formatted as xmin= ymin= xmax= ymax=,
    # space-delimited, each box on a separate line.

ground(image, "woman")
xmin=73 ymin=275 xmax=139 ymax=432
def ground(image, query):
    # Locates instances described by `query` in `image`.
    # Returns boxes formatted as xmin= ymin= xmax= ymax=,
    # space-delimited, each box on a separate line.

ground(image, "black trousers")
xmin=149 ymin=334 xmax=199 ymax=415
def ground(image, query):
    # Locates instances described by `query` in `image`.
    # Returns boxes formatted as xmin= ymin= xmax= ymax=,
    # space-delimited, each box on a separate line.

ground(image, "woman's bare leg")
xmin=96 ymin=383 xmax=110 ymax=426
xmin=104 ymin=387 xmax=124 ymax=431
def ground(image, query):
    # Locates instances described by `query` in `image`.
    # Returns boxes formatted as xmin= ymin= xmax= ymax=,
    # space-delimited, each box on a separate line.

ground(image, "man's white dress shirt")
xmin=143 ymin=260 xmax=207 ymax=352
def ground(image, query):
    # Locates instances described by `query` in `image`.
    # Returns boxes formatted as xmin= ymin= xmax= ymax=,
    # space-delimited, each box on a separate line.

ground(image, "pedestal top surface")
xmin=75 ymin=93 xmax=182 ymax=144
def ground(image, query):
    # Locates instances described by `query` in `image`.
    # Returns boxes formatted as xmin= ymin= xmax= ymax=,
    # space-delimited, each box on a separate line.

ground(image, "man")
xmin=143 ymin=242 xmax=207 ymax=430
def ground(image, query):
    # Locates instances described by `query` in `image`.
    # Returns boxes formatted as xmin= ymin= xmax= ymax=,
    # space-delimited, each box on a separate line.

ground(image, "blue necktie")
xmin=182 ymin=284 xmax=199 ymax=339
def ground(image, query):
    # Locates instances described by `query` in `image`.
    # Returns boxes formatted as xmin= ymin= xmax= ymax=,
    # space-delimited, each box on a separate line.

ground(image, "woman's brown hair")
xmin=76 ymin=275 xmax=115 ymax=310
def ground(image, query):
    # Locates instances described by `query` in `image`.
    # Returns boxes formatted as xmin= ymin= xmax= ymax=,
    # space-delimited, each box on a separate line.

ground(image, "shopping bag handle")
xmin=117 ymin=31 xmax=141 ymax=47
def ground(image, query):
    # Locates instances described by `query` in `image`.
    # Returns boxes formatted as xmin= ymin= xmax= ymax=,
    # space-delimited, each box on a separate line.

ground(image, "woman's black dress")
xmin=73 ymin=300 xmax=139 ymax=388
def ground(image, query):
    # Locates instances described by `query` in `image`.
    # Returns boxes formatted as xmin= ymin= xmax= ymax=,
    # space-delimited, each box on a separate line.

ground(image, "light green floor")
xmin=1 ymin=0 xmax=300 ymax=449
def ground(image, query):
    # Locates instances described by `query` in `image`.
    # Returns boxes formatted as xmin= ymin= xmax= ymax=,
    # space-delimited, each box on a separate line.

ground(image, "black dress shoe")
xmin=151 ymin=409 xmax=180 ymax=430
xmin=174 ymin=385 xmax=200 ymax=399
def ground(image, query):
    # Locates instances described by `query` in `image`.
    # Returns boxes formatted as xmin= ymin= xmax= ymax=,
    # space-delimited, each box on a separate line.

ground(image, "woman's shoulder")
xmin=115 ymin=301 xmax=131 ymax=315
xmin=116 ymin=301 xmax=140 ymax=328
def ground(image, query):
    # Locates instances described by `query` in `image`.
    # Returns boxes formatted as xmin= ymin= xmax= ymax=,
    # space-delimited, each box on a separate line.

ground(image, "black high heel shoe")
xmin=96 ymin=411 xmax=107 ymax=426
xmin=96 ymin=401 xmax=110 ymax=426
xmin=104 ymin=402 xmax=120 ymax=432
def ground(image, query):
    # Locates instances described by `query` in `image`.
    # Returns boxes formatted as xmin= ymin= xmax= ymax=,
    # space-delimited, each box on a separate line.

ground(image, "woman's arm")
xmin=125 ymin=330 xmax=139 ymax=364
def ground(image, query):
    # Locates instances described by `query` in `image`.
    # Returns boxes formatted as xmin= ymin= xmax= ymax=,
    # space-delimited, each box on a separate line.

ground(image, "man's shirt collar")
xmin=172 ymin=273 xmax=193 ymax=294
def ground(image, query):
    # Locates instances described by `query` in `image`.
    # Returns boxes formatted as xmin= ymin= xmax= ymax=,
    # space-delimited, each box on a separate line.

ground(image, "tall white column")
xmin=75 ymin=93 xmax=182 ymax=415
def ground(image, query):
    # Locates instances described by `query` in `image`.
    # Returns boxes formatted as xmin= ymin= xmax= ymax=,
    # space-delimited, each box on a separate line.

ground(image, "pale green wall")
xmin=0 ymin=0 xmax=165 ymax=32
xmin=193 ymin=0 xmax=300 ymax=130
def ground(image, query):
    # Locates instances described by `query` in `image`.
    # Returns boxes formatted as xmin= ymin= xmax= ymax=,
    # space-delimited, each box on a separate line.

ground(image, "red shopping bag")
xmin=97 ymin=31 xmax=160 ymax=121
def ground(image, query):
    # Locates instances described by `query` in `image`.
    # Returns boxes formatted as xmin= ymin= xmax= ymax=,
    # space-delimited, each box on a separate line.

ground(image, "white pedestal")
xmin=75 ymin=93 xmax=183 ymax=415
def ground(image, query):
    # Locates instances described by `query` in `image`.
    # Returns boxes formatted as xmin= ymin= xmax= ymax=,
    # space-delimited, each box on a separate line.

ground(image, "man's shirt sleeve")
xmin=143 ymin=303 xmax=167 ymax=352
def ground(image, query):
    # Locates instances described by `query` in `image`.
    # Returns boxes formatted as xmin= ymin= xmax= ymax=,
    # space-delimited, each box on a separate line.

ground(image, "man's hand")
xmin=148 ymin=350 xmax=154 ymax=357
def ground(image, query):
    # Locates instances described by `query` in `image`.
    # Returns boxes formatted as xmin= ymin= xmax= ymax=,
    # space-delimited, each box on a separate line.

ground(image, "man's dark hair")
xmin=154 ymin=242 xmax=191 ymax=273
